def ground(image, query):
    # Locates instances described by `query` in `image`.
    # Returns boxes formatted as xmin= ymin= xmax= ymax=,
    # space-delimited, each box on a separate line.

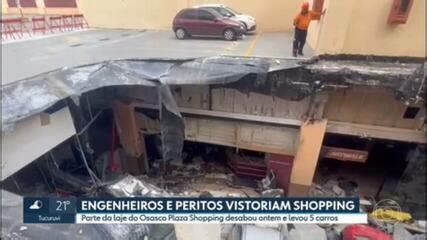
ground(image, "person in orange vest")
xmin=292 ymin=2 xmax=325 ymax=57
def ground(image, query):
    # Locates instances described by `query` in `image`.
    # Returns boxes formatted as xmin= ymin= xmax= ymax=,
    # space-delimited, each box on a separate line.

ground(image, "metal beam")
xmin=131 ymin=100 xmax=426 ymax=144
xmin=327 ymin=121 xmax=426 ymax=144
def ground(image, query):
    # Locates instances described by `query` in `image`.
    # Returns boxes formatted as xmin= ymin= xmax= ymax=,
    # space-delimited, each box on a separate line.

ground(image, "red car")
xmin=173 ymin=8 xmax=244 ymax=41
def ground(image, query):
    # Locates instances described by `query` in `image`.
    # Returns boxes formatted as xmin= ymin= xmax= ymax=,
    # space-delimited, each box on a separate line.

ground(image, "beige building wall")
xmin=78 ymin=0 xmax=304 ymax=31
xmin=308 ymin=0 xmax=425 ymax=57
xmin=77 ymin=0 xmax=184 ymax=30
xmin=2 ymin=0 xmax=7 ymax=14
xmin=190 ymin=0 xmax=304 ymax=31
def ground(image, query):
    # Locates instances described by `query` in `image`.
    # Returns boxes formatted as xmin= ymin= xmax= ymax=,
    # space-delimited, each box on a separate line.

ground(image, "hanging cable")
xmin=86 ymin=95 xmax=93 ymax=120
xmin=77 ymin=110 xmax=103 ymax=136
xmin=74 ymin=135 xmax=101 ymax=187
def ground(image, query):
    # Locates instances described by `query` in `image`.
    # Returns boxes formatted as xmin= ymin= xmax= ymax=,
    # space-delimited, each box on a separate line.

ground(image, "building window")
xmin=399 ymin=0 xmax=411 ymax=13
xmin=403 ymin=106 xmax=420 ymax=119
xmin=311 ymin=0 xmax=324 ymax=20
xmin=44 ymin=0 xmax=77 ymax=8
xmin=7 ymin=0 xmax=37 ymax=8
xmin=388 ymin=0 xmax=414 ymax=24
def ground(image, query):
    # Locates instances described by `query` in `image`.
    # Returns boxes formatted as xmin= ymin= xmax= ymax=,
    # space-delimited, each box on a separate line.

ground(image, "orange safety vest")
xmin=294 ymin=11 xmax=318 ymax=30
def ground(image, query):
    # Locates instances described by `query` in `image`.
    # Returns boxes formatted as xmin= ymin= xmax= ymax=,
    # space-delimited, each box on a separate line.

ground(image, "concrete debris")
xmin=310 ymin=178 xmax=359 ymax=197
xmin=386 ymin=223 xmax=395 ymax=235
xmin=241 ymin=225 xmax=281 ymax=240
xmin=227 ymin=193 xmax=246 ymax=198
xmin=227 ymin=225 xmax=241 ymax=240
xmin=105 ymin=175 xmax=171 ymax=197
xmin=169 ymin=158 xmax=184 ymax=167
xmin=198 ymin=191 xmax=214 ymax=198
xmin=259 ymin=171 xmax=277 ymax=190
xmin=413 ymin=235 xmax=426 ymax=240
xmin=261 ymin=189 xmax=284 ymax=197
xmin=204 ymin=173 xmax=230 ymax=180
xmin=395 ymin=146 xmax=426 ymax=220
xmin=140 ymin=150 xmax=264 ymax=198
xmin=368 ymin=216 xmax=395 ymax=234
xmin=325 ymin=227 xmax=340 ymax=240
xmin=416 ymin=220 xmax=426 ymax=229
xmin=393 ymin=223 xmax=415 ymax=240
xmin=288 ymin=224 xmax=327 ymax=240
xmin=330 ymin=224 xmax=348 ymax=234
xmin=332 ymin=185 xmax=345 ymax=197
xmin=191 ymin=156 xmax=204 ymax=165
xmin=230 ymin=175 xmax=259 ymax=189
xmin=337 ymin=178 xmax=359 ymax=196
xmin=400 ymin=222 xmax=427 ymax=234
xmin=279 ymin=224 xmax=289 ymax=240
xmin=253 ymin=224 xmax=281 ymax=230
xmin=360 ymin=198 xmax=373 ymax=206
xmin=392 ymin=223 xmax=426 ymax=240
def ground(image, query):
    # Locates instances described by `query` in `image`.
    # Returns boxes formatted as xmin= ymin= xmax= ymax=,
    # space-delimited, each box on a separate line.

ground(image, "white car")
xmin=194 ymin=4 xmax=256 ymax=32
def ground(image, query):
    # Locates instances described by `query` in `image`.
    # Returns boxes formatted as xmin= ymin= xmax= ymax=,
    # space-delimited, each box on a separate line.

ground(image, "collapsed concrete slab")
xmin=1 ymin=56 xmax=425 ymax=196
xmin=2 ymin=57 xmax=424 ymax=129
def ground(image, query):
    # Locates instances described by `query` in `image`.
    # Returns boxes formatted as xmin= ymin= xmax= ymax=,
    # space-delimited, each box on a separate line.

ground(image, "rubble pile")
xmin=310 ymin=178 xmax=359 ymax=198
xmin=222 ymin=221 xmax=427 ymax=240
xmin=140 ymin=152 xmax=266 ymax=198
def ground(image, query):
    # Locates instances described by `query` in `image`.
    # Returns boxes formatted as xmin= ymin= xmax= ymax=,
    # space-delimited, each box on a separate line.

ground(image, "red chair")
xmin=62 ymin=15 xmax=74 ymax=31
xmin=49 ymin=16 xmax=63 ymax=33
xmin=32 ymin=17 xmax=47 ymax=34
xmin=72 ymin=14 xmax=88 ymax=29
xmin=1 ymin=18 xmax=24 ymax=40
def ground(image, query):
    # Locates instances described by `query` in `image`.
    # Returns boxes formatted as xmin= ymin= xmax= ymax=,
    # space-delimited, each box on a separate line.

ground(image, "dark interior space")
xmin=315 ymin=133 xmax=424 ymax=218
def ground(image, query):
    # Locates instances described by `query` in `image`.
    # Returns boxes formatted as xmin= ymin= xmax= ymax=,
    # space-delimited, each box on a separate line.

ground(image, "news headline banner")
xmin=23 ymin=197 xmax=367 ymax=224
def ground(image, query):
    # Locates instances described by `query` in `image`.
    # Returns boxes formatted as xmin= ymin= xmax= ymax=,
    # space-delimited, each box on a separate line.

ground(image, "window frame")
xmin=44 ymin=0 xmax=77 ymax=8
xmin=7 ymin=0 xmax=37 ymax=8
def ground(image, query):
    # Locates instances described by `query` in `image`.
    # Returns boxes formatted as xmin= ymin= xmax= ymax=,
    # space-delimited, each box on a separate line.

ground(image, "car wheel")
xmin=175 ymin=28 xmax=187 ymax=40
xmin=223 ymin=29 xmax=236 ymax=41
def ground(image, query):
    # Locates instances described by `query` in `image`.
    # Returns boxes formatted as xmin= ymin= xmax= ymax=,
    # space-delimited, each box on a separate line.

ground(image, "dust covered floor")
xmin=140 ymin=143 xmax=265 ymax=198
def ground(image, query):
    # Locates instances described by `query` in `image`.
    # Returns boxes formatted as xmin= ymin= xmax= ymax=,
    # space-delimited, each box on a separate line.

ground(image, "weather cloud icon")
xmin=29 ymin=200 xmax=43 ymax=210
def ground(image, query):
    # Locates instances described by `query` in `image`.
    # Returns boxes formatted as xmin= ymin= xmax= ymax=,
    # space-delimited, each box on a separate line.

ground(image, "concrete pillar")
xmin=35 ymin=0 xmax=45 ymax=14
xmin=35 ymin=0 xmax=45 ymax=8
xmin=288 ymin=120 xmax=327 ymax=196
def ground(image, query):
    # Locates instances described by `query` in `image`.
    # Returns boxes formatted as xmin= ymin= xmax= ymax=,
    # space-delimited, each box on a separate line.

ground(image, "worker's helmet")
xmin=302 ymin=2 xmax=309 ymax=11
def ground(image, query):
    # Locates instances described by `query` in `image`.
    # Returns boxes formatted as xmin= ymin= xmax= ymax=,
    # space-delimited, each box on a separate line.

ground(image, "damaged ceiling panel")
xmin=304 ymin=59 xmax=425 ymax=101
xmin=1 ymin=56 xmax=270 ymax=131
xmin=2 ymin=56 xmax=424 ymax=131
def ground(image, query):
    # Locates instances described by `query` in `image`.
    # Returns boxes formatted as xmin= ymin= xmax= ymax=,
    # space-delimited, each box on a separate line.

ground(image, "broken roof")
xmin=2 ymin=56 xmax=424 ymax=131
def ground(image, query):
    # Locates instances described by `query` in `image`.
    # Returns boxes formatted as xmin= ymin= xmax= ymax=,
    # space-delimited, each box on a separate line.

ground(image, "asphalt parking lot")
xmin=1 ymin=29 xmax=313 ymax=85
